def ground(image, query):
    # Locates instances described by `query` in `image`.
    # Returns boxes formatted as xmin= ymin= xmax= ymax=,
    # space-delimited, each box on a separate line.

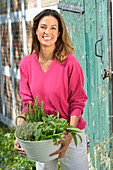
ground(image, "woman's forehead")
xmin=39 ymin=16 xmax=58 ymax=25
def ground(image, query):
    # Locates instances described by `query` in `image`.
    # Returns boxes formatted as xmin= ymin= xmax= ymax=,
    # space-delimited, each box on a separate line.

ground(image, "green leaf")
xmin=35 ymin=128 xmax=42 ymax=141
xmin=56 ymin=135 xmax=65 ymax=141
xmin=42 ymin=117 xmax=46 ymax=123
xmin=66 ymin=127 xmax=82 ymax=133
xmin=49 ymin=121 xmax=57 ymax=126
xmin=76 ymin=133 xmax=82 ymax=143
xmin=35 ymin=122 xmax=43 ymax=128
xmin=45 ymin=132 xmax=63 ymax=139
xmin=55 ymin=110 xmax=60 ymax=118
xmin=42 ymin=126 xmax=51 ymax=132
xmin=71 ymin=133 xmax=77 ymax=146
xmin=52 ymin=137 xmax=59 ymax=146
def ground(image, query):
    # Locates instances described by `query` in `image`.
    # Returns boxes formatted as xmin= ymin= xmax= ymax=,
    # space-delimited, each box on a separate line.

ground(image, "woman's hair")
xmin=30 ymin=9 xmax=75 ymax=63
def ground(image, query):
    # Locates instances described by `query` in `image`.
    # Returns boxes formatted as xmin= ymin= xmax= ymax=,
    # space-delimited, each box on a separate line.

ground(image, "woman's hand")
xmin=50 ymin=133 xmax=72 ymax=159
xmin=14 ymin=138 xmax=26 ymax=157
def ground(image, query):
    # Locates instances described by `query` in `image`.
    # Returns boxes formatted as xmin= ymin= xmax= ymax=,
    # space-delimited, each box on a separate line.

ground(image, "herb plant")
xmin=15 ymin=97 xmax=82 ymax=146
xmin=0 ymin=126 xmax=36 ymax=170
xmin=23 ymin=97 xmax=46 ymax=122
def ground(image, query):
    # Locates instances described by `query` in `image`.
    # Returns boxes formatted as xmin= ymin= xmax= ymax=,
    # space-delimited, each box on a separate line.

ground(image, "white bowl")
xmin=16 ymin=136 xmax=61 ymax=162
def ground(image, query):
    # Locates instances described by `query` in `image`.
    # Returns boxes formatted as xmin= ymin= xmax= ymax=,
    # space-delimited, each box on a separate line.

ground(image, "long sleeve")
xmin=68 ymin=59 xmax=88 ymax=118
xmin=19 ymin=56 xmax=34 ymax=113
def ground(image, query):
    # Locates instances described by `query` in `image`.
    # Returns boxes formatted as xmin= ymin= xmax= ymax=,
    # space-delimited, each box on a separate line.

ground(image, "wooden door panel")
xmin=60 ymin=0 xmax=110 ymax=165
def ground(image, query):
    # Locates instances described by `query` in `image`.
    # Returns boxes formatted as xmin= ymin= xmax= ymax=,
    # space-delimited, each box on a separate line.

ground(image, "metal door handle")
xmin=95 ymin=36 xmax=103 ymax=58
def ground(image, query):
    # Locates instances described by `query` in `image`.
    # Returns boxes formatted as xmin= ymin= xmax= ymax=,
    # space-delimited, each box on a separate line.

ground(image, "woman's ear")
xmin=57 ymin=32 xmax=60 ymax=38
xmin=36 ymin=29 xmax=38 ymax=36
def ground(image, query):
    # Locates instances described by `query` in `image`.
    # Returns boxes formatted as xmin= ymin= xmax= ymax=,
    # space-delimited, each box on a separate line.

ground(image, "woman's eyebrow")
xmin=51 ymin=24 xmax=57 ymax=27
xmin=40 ymin=24 xmax=57 ymax=27
xmin=40 ymin=24 xmax=46 ymax=26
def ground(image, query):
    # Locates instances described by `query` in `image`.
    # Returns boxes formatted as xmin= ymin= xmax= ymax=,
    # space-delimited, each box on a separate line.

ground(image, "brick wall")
xmin=0 ymin=0 xmax=37 ymax=123
xmin=12 ymin=22 xmax=23 ymax=68
xmin=15 ymin=78 xmax=22 ymax=116
xmin=0 ymin=0 xmax=58 ymax=126
xmin=10 ymin=0 xmax=21 ymax=12
xmin=26 ymin=21 xmax=32 ymax=54
xmin=25 ymin=0 xmax=37 ymax=9
xmin=0 ymin=23 xmax=10 ymax=66
xmin=0 ymin=0 xmax=7 ymax=14
xmin=3 ymin=75 xmax=13 ymax=119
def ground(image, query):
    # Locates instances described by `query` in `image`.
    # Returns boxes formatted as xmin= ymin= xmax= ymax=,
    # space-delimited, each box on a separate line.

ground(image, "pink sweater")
xmin=20 ymin=53 xmax=88 ymax=129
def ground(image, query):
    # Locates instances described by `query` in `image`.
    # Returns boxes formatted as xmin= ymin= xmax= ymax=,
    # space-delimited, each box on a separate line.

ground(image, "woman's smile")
xmin=43 ymin=36 xmax=52 ymax=40
xmin=36 ymin=16 xmax=60 ymax=48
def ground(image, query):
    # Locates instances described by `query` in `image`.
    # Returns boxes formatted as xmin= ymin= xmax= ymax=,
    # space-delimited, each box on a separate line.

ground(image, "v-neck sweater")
xmin=19 ymin=53 xmax=88 ymax=129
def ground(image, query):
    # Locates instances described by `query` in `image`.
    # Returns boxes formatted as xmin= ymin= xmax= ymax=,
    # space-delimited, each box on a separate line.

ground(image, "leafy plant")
xmin=0 ymin=124 xmax=62 ymax=170
xmin=0 ymin=125 xmax=36 ymax=170
xmin=15 ymin=122 xmax=36 ymax=141
xmin=23 ymin=96 xmax=46 ymax=123
xmin=15 ymin=97 xmax=82 ymax=146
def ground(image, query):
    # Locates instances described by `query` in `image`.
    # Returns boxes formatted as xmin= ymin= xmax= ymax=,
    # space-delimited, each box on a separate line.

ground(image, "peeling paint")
xmin=61 ymin=0 xmax=110 ymax=159
xmin=91 ymin=77 xmax=94 ymax=88
xmin=91 ymin=102 xmax=94 ymax=107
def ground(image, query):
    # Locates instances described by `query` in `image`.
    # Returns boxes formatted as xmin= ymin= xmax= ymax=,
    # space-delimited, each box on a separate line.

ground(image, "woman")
xmin=14 ymin=9 xmax=89 ymax=170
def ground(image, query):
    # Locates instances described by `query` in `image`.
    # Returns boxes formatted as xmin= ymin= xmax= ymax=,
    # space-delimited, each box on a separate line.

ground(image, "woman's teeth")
xmin=43 ymin=37 xmax=51 ymax=40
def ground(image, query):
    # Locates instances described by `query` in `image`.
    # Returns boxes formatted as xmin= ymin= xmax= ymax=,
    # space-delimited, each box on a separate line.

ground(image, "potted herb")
xmin=15 ymin=97 xmax=82 ymax=162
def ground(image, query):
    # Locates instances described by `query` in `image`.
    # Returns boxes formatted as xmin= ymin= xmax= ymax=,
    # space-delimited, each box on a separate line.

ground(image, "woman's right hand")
xmin=14 ymin=138 xmax=26 ymax=157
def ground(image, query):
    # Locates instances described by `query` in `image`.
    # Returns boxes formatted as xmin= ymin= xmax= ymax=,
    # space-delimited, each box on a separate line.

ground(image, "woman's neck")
xmin=39 ymin=46 xmax=55 ymax=61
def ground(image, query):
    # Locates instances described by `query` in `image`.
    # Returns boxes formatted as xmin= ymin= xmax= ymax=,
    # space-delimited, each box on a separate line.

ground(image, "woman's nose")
xmin=45 ymin=28 xmax=49 ymax=34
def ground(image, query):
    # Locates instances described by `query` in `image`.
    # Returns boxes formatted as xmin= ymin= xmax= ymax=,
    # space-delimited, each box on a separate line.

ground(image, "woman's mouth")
xmin=43 ymin=36 xmax=52 ymax=40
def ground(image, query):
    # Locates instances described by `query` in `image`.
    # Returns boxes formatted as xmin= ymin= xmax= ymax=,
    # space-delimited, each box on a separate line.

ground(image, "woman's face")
xmin=36 ymin=15 xmax=60 ymax=49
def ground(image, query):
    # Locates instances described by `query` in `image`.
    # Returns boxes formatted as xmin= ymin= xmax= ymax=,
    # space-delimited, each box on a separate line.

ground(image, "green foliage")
xmin=23 ymin=96 xmax=46 ymax=123
xmin=15 ymin=122 xmax=36 ymax=141
xmin=15 ymin=97 xmax=82 ymax=146
xmin=0 ymin=126 xmax=36 ymax=170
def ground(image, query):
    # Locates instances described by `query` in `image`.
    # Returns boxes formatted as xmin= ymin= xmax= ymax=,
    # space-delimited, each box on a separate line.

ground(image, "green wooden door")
xmin=60 ymin=0 xmax=110 ymax=167
xmin=85 ymin=0 xmax=109 ymax=151
xmin=59 ymin=0 xmax=88 ymax=127
xmin=85 ymin=0 xmax=110 ymax=168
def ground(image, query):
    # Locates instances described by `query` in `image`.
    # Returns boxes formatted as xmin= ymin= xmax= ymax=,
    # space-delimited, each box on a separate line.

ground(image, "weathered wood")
xmin=7 ymin=0 xmax=16 ymax=122
xmin=21 ymin=0 xmax=27 ymax=56
xmin=61 ymin=0 xmax=111 ymax=166
xmin=0 ymin=35 xmax=5 ymax=117
xmin=85 ymin=0 xmax=99 ymax=158
xmin=60 ymin=0 xmax=88 ymax=130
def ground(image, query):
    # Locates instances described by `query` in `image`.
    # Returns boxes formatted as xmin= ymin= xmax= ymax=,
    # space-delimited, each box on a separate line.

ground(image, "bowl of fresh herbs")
xmin=15 ymin=97 xmax=82 ymax=162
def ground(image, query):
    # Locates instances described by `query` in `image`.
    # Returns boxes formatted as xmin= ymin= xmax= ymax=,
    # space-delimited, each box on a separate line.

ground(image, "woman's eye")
xmin=51 ymin=27 xmax=56 ymax=30
xmin=40 ymin=26 xmax=46 ymax=29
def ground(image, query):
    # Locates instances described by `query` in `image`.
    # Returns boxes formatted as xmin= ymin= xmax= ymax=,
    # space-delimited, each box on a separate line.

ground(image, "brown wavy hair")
xmin=30 ymin=9 xmax=75 ymax=63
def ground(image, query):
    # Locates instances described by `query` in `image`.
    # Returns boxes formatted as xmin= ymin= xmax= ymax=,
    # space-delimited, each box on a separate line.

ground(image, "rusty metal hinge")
xmin=57 ymin=3 xmax=84 ymax=14
xmin=101 ymin=69 xmax=113 ymax=80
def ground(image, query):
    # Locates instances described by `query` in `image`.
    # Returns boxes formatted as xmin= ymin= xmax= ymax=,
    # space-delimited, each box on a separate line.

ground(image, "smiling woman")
xmin=14 ymin=9 xmax=89 ymax=170
xmin=30 ymin=9 xmax=75 ymax=64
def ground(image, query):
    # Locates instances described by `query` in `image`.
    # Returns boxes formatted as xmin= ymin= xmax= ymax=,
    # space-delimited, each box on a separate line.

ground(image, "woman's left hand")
xmin=50 ymin=133 xmax=73 ymax=159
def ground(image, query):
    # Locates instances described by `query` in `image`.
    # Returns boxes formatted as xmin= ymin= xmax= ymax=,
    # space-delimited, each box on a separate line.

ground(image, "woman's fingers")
xmin=50 ymin=141 xmax=65 ymax=156
xmin=50 ymin=148 xmax=62 ymax=156
xmin=14 ymin=139 xmax=26 ymax=157
xmin=50 ymin=134 xmax=73 ymax=159
xmin=56 ymin=152 xmax=64 ymax=159
xmin=19 ymin=151 xmax=26 ymax=157
xmin=50 ymin=144 xmax=66 ymax=159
